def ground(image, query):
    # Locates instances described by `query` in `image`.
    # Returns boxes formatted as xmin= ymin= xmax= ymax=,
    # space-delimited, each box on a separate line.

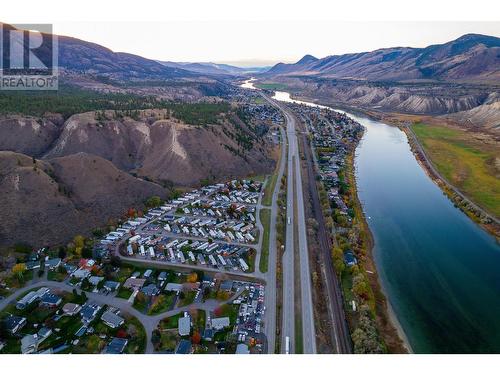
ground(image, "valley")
xmin=0 ymin=20 xmax=499 ymax=358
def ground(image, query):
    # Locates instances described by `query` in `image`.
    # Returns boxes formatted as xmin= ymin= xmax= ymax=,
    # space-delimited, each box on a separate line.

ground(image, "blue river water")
xmin=271 ymin=88 xmax=500 ymax=353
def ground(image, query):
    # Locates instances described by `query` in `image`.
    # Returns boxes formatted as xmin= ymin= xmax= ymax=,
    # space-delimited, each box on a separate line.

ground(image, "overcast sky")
xmin=2 ymin=0 xmax=499 ymax=67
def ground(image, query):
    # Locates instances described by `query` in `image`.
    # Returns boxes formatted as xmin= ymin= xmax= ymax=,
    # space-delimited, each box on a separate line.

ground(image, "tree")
xmin=145 ymin=196 xmax=162 ymax=208
xmin=58 ymin=246 xmax=67 ymax=260
xmin=151 ymin=329 xmax=161 ymax=347
xmin=351 ymin=305 xmax=384 ymax=354
xmin=74 ymin=235 xmax=85 ymax=249
xmin=12 ymin=263 xmax=26 ymax=279
xmin=332 ymin=246 xmax=345 ymax=274
xmin=191 ymin=331 xmax=201 ymax=345
xmin=110 ymin=255 xmax=122 ymax=268
xmin=352 ymin=274 xmax=369 ymax=301
xmin=82 ymin=247 xmax=93 ymax=259
xmin=73 ymin=235 xmax=85 ymax=258
xmin=127 ymin=208 xmax=137 ymax=218
xmin=186 ymin=272 xmax=198 ymax=283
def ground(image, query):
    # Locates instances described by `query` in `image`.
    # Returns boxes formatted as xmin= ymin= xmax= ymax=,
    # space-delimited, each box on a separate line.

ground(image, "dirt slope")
xmin=0 ymin=151 xmax=167 ymax=249
xmin=43 ymin=109 xmax=274 ymax=185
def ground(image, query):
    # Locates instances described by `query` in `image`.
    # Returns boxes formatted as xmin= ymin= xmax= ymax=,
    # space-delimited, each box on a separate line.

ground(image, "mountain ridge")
xmin=265 ymin=33 xmax=500 ymax=83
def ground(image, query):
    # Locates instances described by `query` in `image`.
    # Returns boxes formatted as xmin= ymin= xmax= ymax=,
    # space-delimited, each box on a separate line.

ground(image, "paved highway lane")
xmin=263 ymin=94 xmax=316 ymax=354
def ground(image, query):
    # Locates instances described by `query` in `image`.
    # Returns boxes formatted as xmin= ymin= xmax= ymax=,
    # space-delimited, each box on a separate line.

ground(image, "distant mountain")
xmin=266 ymin=34 xmax=500 ymax=83
xmin=0 ymin=22 xmax=194 ymax=80
xmin=158 ymin=61 xmax=270 ymax=76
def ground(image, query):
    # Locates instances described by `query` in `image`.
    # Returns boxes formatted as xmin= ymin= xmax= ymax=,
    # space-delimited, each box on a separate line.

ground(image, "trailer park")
xmin=0 ymin=180 xmax=268 ymax=354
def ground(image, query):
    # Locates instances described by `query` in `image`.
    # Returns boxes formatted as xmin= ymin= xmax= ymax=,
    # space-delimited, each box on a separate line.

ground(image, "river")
xmin=244 ymin=81 xmax=500 ymax=353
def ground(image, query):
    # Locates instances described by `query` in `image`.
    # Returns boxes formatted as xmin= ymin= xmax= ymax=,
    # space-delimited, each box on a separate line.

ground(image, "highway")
xmin=261 ymin=92 xmax=316 ymax=354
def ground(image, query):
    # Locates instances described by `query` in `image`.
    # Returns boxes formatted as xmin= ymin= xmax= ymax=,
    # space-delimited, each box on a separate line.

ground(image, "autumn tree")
xmin=332 ymin=246 xmax=345 ymax=274
xmin=191 ymin=331 xmax=201 ymax=345
xmin=186 ymin=272 xmax=198 ymax=283
xmin=12 ymin=263 xmax=26 ymax=280
xmin=72 ymin=235 xmax=85 ymax=258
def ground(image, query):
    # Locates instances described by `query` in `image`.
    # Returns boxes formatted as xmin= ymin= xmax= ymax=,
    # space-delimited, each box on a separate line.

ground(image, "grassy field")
xmin=256 ymin=83 xmax=289 ymax=91
xmin=263 ymin=145 xmax=283 ymax=207
xmin=259 ymin=208 xmax=271 ymax=273
xmin=412 ymin=123 xmax=500 ymax=218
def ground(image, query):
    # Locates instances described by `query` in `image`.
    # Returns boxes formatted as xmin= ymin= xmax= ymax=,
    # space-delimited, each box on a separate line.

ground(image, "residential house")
xmin=103 ymin=281 xmax=120 ymax=293
xmin=101 ymin=311 xmax=124 ymax=329
xmin=39 ymin=292 xmax=62 ymax=308
xmin=62 ymin=303 xmax=81 ymax=316
xmin=165 ymin=283 xmax=182 ymax=292
xmin=4 ymin=315 xmax=26 ymax=334
xmin=175 ymin=339 xmax=192 ymax=354
xmin=123 ymin=278 xmax=146 ymax=290
xmin=211 ymin=317 xmax=230 ymax=331
xmin=80 ymin=303 xmax=102 ymax=325
xmin=88 ymin=276 xmax=104 ymax=287
xmin=104 ymin=337 xmax=128 ymax=354
xmin=20 ymin=327 xmax=52 ymax=354
xmin=45 ymin=258 xmax=62 ymax=270
xmin=141 ymin=284 xmax=160 ymax=297
xmin=219 ymin=280 xmax=233 ymax=292
xmin=72 ymin=269 xmax=91 ymax=280
xmin=178 ymin=315 xmax=191 ymax=336
xmin=16 ymin=287 xmax=49 ymax=310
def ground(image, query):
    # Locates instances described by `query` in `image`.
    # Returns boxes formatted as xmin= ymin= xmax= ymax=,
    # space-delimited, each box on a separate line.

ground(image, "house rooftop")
xmin=175 ymin=339 xmax=192 ymax=354
xmin=101 ymin=311 xmax=124 ymax=328
xmin=104 ymin=337 xmax=128 ymax=354
xmin=178 ymin=316 xmax=191 ymax=336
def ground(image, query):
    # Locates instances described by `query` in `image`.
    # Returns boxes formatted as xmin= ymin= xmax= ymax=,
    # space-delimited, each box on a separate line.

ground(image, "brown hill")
xmin=0 ymin=151 xmax=167 ymax=249
xmin=43 ymin=109 xmax=274 ymax=185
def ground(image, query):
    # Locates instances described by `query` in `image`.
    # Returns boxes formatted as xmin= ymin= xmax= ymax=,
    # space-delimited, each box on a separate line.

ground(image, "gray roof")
xmin=178 ymin=316 xmax=191 ymax=336
xmin=141 ymin=284 xmax=160 ymax=296
xmin=101 ymin=311 xmax=124 ymax=328
xmin=211 ymin=317 xmax=230 ymax=330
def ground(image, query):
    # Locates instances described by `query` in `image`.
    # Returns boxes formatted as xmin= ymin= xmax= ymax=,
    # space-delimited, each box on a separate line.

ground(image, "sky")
xmin=2 ymin=0 xmax=500 ymax=67
xmin=49 ymin=21 xmax=500 ymax=67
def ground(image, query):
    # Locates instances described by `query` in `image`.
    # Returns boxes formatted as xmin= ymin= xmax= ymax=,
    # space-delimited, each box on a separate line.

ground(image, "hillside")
xmin=0 ymin=104 xmax=274 ymax=187
xmin=266 ymin=34 xmax=500 ymax=83
xmin=42 ymin=109 xmax=274 ymax=185
xmin=0 ymin=151 xmax=167 ymax=249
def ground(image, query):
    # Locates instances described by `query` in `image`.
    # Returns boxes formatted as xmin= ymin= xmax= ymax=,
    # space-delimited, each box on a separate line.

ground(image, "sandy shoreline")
xmin=386 ymin=298 xmax=414 ymax=353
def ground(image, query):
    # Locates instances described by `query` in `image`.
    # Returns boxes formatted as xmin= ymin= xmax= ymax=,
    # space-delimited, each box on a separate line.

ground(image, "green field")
xmin=256 ymin=83 xmax=289 ymax=91
xmin=412 ymin=123 xmax=500 ymax=217
xmin=259 ymin=208 xmax=271 ymax=273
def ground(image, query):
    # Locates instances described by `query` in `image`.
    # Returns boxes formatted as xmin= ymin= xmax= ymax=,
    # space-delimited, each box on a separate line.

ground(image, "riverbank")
xmin=402 ymin=125 xmax=500 ymax=240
